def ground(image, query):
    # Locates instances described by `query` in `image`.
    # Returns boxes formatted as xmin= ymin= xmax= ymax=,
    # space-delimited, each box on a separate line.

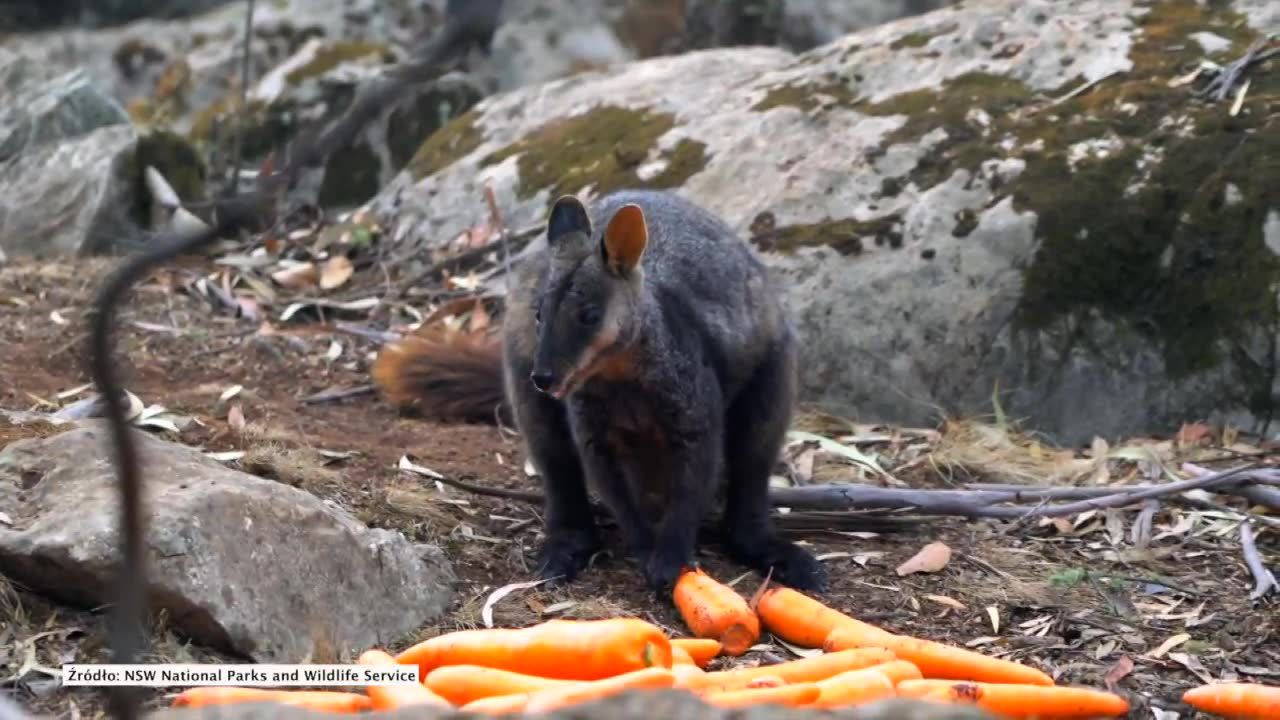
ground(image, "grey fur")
xmin=502 ymin=190 xmax=825 ymax=591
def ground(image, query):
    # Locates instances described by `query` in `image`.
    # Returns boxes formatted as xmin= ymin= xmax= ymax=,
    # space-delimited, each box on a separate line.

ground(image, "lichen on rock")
xmin=480 ymin=105 xmax=710 ymax=205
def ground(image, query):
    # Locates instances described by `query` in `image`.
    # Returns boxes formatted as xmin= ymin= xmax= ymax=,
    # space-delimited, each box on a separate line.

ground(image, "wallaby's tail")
xmin=371 ymin=329 xmax=507 ymax=425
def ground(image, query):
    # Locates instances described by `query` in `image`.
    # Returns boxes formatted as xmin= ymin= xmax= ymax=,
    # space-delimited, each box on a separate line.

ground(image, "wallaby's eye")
xmin=577 ymin=306 xmax=602 ymax=326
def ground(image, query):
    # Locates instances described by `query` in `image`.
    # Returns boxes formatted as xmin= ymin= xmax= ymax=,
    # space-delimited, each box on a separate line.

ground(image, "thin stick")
xmin=228 ymin=0 xmax=256 ymax=195
xmin=1239 ymin=521 xmax=1278 ymax=600
xmin=395 ymin=223 xmax=541 ymax=298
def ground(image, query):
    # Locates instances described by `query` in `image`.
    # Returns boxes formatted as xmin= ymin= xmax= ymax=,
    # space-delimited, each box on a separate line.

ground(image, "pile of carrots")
xmin=171 ymin=567 xmax=1280 ymax=718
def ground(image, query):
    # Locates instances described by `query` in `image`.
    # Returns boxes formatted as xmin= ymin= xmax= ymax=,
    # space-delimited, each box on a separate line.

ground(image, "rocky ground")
xmin=1 ymin=246 xmax=1276 ymax=719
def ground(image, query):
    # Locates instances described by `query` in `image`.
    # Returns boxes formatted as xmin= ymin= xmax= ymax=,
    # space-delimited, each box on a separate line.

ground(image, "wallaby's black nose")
xmin=530 ymin=371 xmax=557 ymax=393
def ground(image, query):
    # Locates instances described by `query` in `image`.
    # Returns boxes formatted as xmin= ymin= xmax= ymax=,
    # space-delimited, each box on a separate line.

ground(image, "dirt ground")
xmin=1 ymin=255 xmax=1276 ymax=720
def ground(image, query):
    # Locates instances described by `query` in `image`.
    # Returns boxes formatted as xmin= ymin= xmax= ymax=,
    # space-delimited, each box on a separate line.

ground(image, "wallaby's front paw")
xmin=641 ymin=544 xmax=688 ymax=592
xmin=768 ymin=540 xmax=827 ymax=591
xmin=536 ymin=529 xmax=598 ymax=584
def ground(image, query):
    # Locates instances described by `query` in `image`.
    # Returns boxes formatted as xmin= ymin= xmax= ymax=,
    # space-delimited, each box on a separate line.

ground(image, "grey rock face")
xmin=0 ymin=423 xmax=456 ymax=662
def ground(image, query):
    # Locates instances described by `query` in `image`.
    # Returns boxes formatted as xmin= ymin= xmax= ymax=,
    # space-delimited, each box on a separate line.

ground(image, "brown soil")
xmin=0 ymin=257 xmax=1275 ymax=720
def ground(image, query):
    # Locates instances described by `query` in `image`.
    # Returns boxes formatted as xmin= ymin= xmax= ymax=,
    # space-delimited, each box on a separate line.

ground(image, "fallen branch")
xmin=1196 ymin=38 xmax=1277 ymax=102
xmin=1239 ymin=521 xmax=1278 ymax=600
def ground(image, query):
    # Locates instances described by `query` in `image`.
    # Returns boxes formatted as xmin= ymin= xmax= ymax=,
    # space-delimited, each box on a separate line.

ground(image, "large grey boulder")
xmin=0 ymin=124 xmax=142 ymax=256
xmin=0 ymin=56 xmax=131 ymax=162
xmin=368 ymin=0 xmax=1279 ymax=445
xmin=0 ymin=48 xmax=206 ymax=257
xmin=0 ymin=423 xmax=456 ymax=663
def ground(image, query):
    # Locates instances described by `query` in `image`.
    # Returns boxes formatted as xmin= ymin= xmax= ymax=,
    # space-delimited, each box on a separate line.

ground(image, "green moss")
xmin=890 ymin=24 xmax=956 ymax=50
xmin=751 ymin=215 xmax=903 ymax=256
xmin=479 ymin=105 xmax=711 ymax=203
xmin=188 ymin=94 xmax=296 ymax=161
xmin=860 ymin=72 xmax=1033 ymax=190
xmin=752 ymin=77 xmax=858 ymax=112
xmin=406 ymin=108 xmax=483 ymax=180
xmin=387 ymin=83 xmax=485 ymax=172
xmin=285 ymin=41 xmax=395 ymax=85
xmin=122 ymin=131 xmax=207 ymax=226
xmin=318 ymin=140 xmax=381 ymax=208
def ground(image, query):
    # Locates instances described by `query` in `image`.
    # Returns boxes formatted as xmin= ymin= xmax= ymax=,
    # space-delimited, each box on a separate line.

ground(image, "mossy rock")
xmin=285 ymin=41 xmax=397 ymax=85
xmin=480 ymin=105 xmax=710 ymax=206
xmin=751 ymin=215 xmax=903 ymax=255
xmin=845 ymin=0 xmax=1278 ymax=408
xmin=407 ymin=109 xmax=484 ymax=181
xmin=121 ymin=130 xmax=208 ymax=227
xmin=752 ymin=76 xmax=859 ymax=113
xmin=388 ymin=83 xmax=485 ymax=173
xmin=188 ymin=95 xmax=294 ymax=160
xmin=318 ymin=140 xmax=381 ymax=208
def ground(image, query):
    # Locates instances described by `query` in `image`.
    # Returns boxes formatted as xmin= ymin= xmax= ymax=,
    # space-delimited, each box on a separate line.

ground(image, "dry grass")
xmin=239 ymin=443 xmax=342 ymax=493
xmin=927 ymin=419 xmax=1096 ymax=486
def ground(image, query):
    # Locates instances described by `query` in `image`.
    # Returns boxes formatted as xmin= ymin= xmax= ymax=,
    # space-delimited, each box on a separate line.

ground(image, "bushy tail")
xmin=371 ymin=329 xmax=507 ymax=425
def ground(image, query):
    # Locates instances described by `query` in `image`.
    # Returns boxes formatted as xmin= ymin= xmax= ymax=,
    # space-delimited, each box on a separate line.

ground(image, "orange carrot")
xmin=753 ymin=586 xmax=894 ymax=649
xmin=746 ymin=676 xmax=786 ymax=689
xmin=705 ymin=683 xmax=821 ymax=708
xmin=810 ymin=667 xmax=897 ymax=708
xmin=897 ymin=679 xmax=1130 ymax=718
xmin=1183 ymin=682 xmax=1280 ymax=719
xmin=674 ymin=568 xmax=761 ymax=656
xmin=867 ymin=659 xmax=924 ymax=685
xmin=461 ymin=692 xmax=531 ymax=715
xmin=171 ymin=687 xmax=372 ymax=713
xmin=395 ymin=618 xmax=672 ymax=680
xmin=681 ymin=648 xmax=896 ymax=692
xmin=357 ymin=649 xmax=451 ymax=709
xmin=522 ymin=667 xmax=675 ymax=713
xmin=825 ymin=626 xmax=1053 ymax=686
xmin=672 ymin=646 xmax=698 ymax=666
xmin=672 ymin=638 xmax=722 ymax=668
xmin=672 ymin=664 xmax=708 ymax=686
xmin=424 ymin=665 xmax=575 ymax=706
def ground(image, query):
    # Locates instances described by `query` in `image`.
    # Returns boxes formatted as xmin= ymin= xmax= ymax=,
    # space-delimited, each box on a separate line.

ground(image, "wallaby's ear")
xmin=547 ymin=195 xmax=591 ymax=246
xmin=601 ymin=204 xmax=648 ymax=276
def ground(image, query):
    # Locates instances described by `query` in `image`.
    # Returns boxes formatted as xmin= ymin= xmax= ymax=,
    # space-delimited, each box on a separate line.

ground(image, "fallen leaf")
xmin=219 ymin=385 xmax=243 ymax=403
xmin=1168 ymin=652 xmax=1214 ymax=684
xmin=924 ymin=594 xmax=967 ymax=611
xmin=481 ymin=579 xmax=549 ymax=628
xmin=227 ymin=405 xmax=246 ymax=434
xmin=325 ymin=341 xmax=343 ymax=361
xmin=319 ymin=255 xmax=354 ymax=290
xmin=1177 ymin=422 xmax=1214 ymax=447
xmin=541 ymin=600 xmax=577 ymax=616
xmin=206 ymin=451 xmax=246 ymax=463
xmin=1145 ymin=632 xmax=1190 ymax=659
xmin=986 ymin=606 xmax=1000 ymax=634
xmin=1094 ymin=639 xmax=1117 ymax=659
xmin=0 ymin=511 xmax=11 ymax=526
xmin=1103 ymin=655 xmax=1134 ymax=693
xmin=398 ymin=455 xmax=445 ymax=480
xmin=896 ymin=541 xmax=952 ymax=576
xmin=49 ymin=310 xmax=68 ymax=325
xmin=272 ymin=261 xmax=319 ymax=289
xmin=773 ymin=637 xmax=824 ymax=659
xmin=470 ymin=300 xmax=491 ymax=333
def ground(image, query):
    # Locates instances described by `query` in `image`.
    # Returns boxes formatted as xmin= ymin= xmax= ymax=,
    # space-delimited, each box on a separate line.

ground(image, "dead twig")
xmin=1196 ymin=39 xmax=1277 ymax=102
xmin=394 ymin=223 xmax=541 ymax=298
xmin=1239 ymin=521 xmax=1278 ymax=600
xmin=227 ymin=0 xmax=256 ymax=195
xmin=299 ymin=385 xmax=376 ymax=404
